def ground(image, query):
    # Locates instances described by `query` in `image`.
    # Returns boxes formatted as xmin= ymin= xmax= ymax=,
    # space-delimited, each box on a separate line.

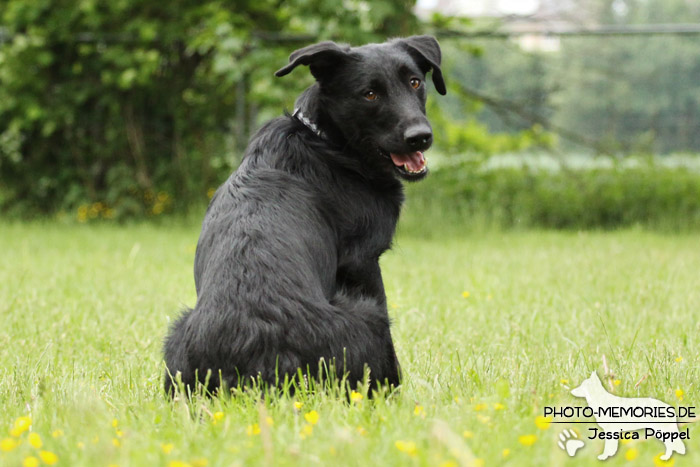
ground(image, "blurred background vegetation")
xmin=1 ymin=0 xmax=700 ymax=229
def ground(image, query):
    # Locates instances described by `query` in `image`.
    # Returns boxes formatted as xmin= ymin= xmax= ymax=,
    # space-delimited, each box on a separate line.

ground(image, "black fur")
xmin=163 ymin=36 xmax=445 ymax=395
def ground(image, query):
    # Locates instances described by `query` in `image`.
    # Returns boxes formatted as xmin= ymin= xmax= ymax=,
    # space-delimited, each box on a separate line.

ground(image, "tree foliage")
xmin=0 ymin=0 xmax=418 ymax=218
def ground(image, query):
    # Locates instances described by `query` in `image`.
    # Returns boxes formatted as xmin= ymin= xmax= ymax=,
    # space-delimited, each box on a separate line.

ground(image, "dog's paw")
xmin=557 ymin=429 xmax=585 ymax=457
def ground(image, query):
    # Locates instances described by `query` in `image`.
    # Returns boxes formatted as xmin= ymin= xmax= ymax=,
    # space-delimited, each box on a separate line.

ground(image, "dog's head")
xmin=571 ymin=371 xmax=602 ymax=399
xmin=276 ymin=36 xmax=446 ymax=181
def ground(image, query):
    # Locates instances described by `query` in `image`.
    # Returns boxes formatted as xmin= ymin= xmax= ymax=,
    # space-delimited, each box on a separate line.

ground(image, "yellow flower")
xmin=213 ymin=411 xmax=224 ymax=422
xmin=1 ymin=438 xmax=18 ymax=452
xmin=191 ymin=458 xmax=208 ymax=467
xmin=518 ymin=434 xmax=537 ymax=446
xmin=653 ymin=452 xmax=675 ymax=466
xmin=462 ymin=430 xmax=473 ymax=439
xmin=112 ymin=438 xmax=121 ymax=447
xmin=168 ymin=461 xmax=192 ymax=467
xmin=675 ymin=388 xmax=684 ymax=401
xmin=304 ymin=410 xmax=319 ymax=425
xmin=356 ymin=426 xmax=367 ymax=436
xmin=502 ymin=448 xmax=511 ymax=458
xmin=350 ymin=391 xmax=363 ymax=403
xmin=625 ymin=448 xmax=639 ymax=461
xmin=493 ymin=403 xmax=505 ymax=410
xmin=246 ymin=424 xmax=261 ymax=436
xmin=28 ymin=432 xmax=42 ymax=448
xmin=299 ymin=424 xmax=313 ymax=439
xmin=294 ymin=401 xmax=303 ymax=410
xmin=439 ymin=461 xmax=458 ymax=467
xmin=112 ymin=419 xmax=119 ymax=428
xmin=560 ymin=379 xmax=569 ymax=385
xmin=462 ymin=291 xmax=470 ymax=298
xmin=477 ymin=414 xmax=490 ymax=424
xmin=162 ymin=443 xmax=175 ymax=454
xmin=51 ymin=430 xmax=63 ymax=438
xmin=39 ymin=451 xmax=58 ymax=466
xmin=471 ymin=460 xmax=485 ymax=467
xmin=13 ymin=416 xmax=32 ymax=436
xmin=77 ymin=442 xmax=85 ymax=449
xmin=474 ymin=403 xmax=486 ymax=411
xmin=675 ymin=356 xmax=683 ymax=363
xmin=395 ymin=440 xmax=417 ymax=457
xmin=535 ymin=415 xmax=552 ymax=430
xmin=414 ymin=405 xmax=425 ymax=417
xmin=265 ymin=416 xmax=274 ymax=426
xmin=23 ymin=456 xmax=39 ymax=467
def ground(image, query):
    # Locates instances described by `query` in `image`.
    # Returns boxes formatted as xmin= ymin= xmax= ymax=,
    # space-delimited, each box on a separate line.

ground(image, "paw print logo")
xmin=557 ymin=429 xmax=585 ymax=457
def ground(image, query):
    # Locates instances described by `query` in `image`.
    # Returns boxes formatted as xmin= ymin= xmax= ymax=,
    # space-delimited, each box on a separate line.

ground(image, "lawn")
xmin=0 ymin=222 xmax=697 ymax=466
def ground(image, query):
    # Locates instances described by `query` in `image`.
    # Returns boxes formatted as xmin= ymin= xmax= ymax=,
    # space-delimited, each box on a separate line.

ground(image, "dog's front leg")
xmin=598 ymin=437 xmax=619 ymax=460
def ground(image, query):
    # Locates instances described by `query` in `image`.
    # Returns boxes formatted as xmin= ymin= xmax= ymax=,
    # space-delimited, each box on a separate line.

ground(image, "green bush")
xmin=0 ymin=0 xmax=417 ymax=219
xmin=401 ymin=159 xmax=700 ymax=233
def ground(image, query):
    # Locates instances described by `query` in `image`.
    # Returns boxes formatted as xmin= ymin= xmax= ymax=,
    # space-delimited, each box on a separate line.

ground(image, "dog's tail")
xmin=163 ymin=308 xmax=194 ymax=396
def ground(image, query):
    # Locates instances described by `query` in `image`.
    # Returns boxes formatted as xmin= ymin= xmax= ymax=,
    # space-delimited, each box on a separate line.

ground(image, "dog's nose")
xmin=404 ymin=125 xmax=433 ymax=150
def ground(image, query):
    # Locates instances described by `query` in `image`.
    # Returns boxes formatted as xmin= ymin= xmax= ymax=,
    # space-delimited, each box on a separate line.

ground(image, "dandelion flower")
xmin=356 ymin=426 xmax=367 ymax=436
xmin=439 ymin=461 xmax=458 ymax=467
xmin=462 ymin=291 xmax=470 ymax=299
xmin=350 ymin=391 xmax=363 ymax=403
xmin=112 ymin=419 xmax=119 ymax=428
xmin=304 ymin=410 xmax=319 ymax=425
xmin=1 ymin=438 xmax=18 ymax=452
xmin=502 ymin=448 xmax=511 ymax=458
xmin=23 ymin=456 xmax=39 ymax=467
xmin=51 ymin=430 xmax=63 ymax=438
xmin=394 ymin=440 xmax=417 ymax=457
xmin=246 ymin=424 xmax=261 ymax=436
xmin=675 ymin=356 xmax=683 ymax=363
xmin=299 ymin=424 xmax=313 ymax=439
xmin=265 ymin=416 xmax=274 ymax=426
xmin=28 ymin=432 xmax=42 ymax=449
xmin=614 ymin=379 xmax=621 ymax=386
xmin=191 ymin=458 xmax=208 ymax=467
xmin=213 ymin=412 xmax=224 ymax=422
xmin=675 ymin=388 xmax=684 ymax=401
xmin=162 ymin=443 xmax=175 ymax=454
xmin=13 ymin=416 xmax=32 ymax=436
xmin=473 ymin=403 xmax=486 ymax=412
xmin=462 ymin=430 xmax=473 ymax=439
xmin=39 ymin=451 xmax=58 ymax=465
xmin=294 ymin=401 xmax=303 ymax=410
xmin=493 ymin=403 xmax=505 ymax=410
xmin=625 ymin=448 xmax=639 ymax=461
xmin=112 ymin=438 xmax=120 ymax=447
xmin=560 ymin=379 xmax=569 ymax=385
xmin=518 ymin=434 xmax=537 ymax=446
xmin=535 ymin=415 xmax=552 ymax=430
xmin=168 ymin=461 xmax=192 ymax=467
xmin=653 ymin=452 xmax=675 ymax=466
xmin=414 ymin=405 xmax=425 ymax=417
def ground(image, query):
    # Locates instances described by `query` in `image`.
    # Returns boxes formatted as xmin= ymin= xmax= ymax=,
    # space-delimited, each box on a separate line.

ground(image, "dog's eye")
xmin=364 ymin=90 xmax=378 ymax=101
xmin=410 ymin=78 xmax=421 ymax=89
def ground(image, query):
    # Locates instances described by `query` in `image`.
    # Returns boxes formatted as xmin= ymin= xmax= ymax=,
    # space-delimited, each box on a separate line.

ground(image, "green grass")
xmin=1 ymin=222 xmax=698 ymax=466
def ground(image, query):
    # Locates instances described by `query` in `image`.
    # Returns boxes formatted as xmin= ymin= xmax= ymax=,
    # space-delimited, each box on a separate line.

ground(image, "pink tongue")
xmin=389 ymin=151 xmax=425 ymax=172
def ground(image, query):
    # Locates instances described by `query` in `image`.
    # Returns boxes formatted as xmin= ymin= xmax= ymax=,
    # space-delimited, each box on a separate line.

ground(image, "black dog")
xmin=163 ymin=35 xmax=446 ymax=395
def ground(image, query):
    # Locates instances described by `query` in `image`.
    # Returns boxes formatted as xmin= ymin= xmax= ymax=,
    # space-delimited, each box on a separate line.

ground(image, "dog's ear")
xmin=275 ymin=41 xmax=351 ymax=81
xmin=397 ymin=35 xmax=446 ymax=95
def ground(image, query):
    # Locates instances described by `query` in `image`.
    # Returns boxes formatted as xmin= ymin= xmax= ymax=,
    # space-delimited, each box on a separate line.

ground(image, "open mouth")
xmin=387 ymin=151 xmax=428 ymax=179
